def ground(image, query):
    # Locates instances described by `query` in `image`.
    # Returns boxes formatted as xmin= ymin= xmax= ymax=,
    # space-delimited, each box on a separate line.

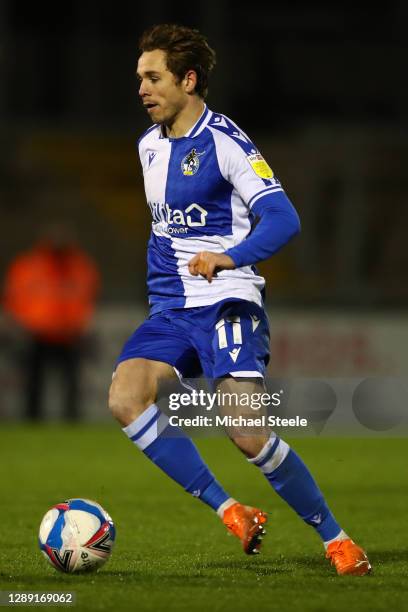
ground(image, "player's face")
xmin=137 ymin=49 xmax=188 ymax=126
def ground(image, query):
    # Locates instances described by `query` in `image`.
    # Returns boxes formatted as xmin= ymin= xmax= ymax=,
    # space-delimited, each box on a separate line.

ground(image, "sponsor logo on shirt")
xmin=181 ymin=148 xmax=206 ymax=176
xmin=148 ymin=201 xmax=208 ymax=234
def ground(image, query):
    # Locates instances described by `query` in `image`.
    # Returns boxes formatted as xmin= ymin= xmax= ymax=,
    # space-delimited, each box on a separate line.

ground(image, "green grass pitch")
xmin=0 ymin=425 xmax=407 ymax=611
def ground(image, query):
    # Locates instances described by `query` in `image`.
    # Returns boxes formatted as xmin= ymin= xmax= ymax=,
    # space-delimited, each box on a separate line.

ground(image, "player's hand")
xmin=188 ymin=251 xmax=235 ymax=283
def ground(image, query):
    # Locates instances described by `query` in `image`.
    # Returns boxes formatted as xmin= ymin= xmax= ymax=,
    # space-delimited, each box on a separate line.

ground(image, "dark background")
xmin=1 ymin=0 xmax=407 ymax=307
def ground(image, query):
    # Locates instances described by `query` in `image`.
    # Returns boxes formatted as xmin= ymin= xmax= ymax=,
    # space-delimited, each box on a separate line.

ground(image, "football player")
xmin=109 ymin=23 xmax=370 ymax=576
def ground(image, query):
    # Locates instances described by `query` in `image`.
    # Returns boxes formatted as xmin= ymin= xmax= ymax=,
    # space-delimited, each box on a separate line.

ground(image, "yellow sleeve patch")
xmin=247 ymin=153 xmax=274 ymax=179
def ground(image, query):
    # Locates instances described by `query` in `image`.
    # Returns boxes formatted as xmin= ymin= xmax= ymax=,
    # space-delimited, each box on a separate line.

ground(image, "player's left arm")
xmin=188 ymin=194 xmax=300 ymax=282
xmin=188 ymin=127 xmax=300 ymax=282
xmin=188 ymin=251 xmax=235 ymax=283
xmin=223 ymin=191 xmax=301 ymax=268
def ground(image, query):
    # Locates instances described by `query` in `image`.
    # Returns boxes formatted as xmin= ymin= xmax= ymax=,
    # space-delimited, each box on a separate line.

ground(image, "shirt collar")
xmin=159 ymin=104 xmax=211 ymax=140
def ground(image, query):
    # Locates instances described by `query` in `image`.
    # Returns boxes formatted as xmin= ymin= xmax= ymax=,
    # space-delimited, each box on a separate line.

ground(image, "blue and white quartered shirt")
xmin=138 ymin=105 xmax=300 ymax=315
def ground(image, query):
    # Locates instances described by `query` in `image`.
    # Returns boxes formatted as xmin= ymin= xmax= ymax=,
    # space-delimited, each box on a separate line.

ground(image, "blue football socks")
xmin=123 ymin=406 xmax=343 ymax=542
xmin=249 ymin=435 xmax=342 ymax=542
xmin=123 ymin=404 xmax=230 ymax=512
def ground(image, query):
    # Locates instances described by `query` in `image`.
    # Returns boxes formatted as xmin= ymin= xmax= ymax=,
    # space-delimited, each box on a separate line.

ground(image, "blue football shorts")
xmin=115 ymin=298 xmax=270 ymax=379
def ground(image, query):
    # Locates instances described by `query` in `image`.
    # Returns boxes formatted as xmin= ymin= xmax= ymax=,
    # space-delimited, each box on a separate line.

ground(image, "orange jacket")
xmin=3 ymin=243 xmax=100 ymax=343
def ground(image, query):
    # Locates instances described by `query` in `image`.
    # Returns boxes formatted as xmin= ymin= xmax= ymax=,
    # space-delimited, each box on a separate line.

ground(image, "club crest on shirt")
xmin=181 ymin=148 xmax=205 ymax=176
xmin=247 ymin=153 xmax=274 ymax=179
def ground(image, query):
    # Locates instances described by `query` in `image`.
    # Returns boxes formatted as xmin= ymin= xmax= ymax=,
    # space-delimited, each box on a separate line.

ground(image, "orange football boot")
xmin=223 ymin=502 xmax=267 ymax=555
xmin=326 ymin=539 xmax=371 ymax=575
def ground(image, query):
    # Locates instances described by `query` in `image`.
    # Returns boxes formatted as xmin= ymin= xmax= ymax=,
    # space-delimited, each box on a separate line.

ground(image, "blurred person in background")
xmin=2 ymin=223 xmax=100 ymax=421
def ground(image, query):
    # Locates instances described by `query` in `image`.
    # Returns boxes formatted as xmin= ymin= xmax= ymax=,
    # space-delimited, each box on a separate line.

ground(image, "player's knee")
xmin=108 ymin=374 xmax=156 ymax=426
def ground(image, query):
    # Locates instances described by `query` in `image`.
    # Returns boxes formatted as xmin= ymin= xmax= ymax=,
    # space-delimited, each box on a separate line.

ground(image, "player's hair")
xmin=139 ymin=24 xmax=216 ymax=98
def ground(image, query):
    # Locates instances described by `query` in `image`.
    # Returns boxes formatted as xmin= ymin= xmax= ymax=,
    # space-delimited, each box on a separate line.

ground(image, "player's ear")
xmin=184 ymin=69 xmax=197 ymax=94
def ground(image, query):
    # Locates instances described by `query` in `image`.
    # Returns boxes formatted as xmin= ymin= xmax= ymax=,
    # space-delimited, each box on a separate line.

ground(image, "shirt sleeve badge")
xmin=246 ymin=153 xmax=274 ymax=179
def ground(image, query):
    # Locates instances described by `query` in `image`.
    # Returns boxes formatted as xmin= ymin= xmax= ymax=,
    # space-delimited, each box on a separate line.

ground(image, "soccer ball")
xmin=38 ymin=498 xmax=116 ymax=573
